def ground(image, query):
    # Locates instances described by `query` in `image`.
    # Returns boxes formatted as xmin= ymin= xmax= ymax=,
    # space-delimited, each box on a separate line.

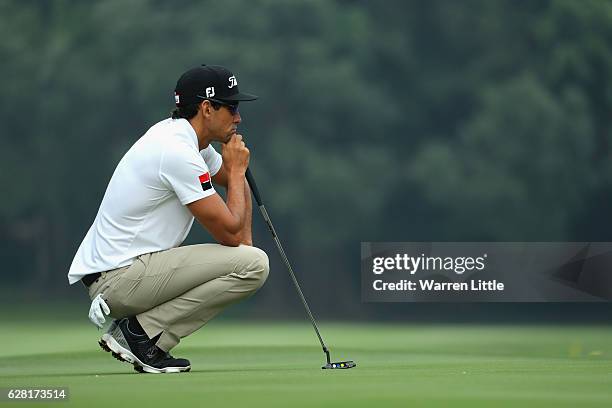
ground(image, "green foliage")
xmin=410 ymin=74 xmax=594 ymax=240
xmin=1 ymin=0 xmax=612 ymax=304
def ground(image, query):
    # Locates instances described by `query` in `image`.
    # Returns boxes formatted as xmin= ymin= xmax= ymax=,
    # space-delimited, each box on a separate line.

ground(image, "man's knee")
xmin=240 ymin=246 xmax=269 ymax=291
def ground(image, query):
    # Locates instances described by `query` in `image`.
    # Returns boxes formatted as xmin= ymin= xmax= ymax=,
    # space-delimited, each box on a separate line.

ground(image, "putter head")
xmin=322 ymin=360 xmax=356 ymax=369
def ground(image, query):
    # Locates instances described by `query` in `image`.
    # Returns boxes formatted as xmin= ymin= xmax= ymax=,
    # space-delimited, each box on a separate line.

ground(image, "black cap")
xmin=174 ymin=64 xmax=258 ymax=107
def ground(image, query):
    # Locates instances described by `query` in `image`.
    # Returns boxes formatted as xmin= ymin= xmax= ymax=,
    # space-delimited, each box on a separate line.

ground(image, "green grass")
xmin=1 ymin=320 xmax=611 ymax=407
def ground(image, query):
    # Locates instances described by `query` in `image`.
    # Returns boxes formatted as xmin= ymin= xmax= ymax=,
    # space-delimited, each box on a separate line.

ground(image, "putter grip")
xmin=246 ymin=168 xmax=263 ymax=206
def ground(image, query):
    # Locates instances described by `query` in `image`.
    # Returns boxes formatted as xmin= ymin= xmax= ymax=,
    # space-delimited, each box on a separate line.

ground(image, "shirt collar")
xmin=175 ymin=118 xmax=200 ymax=151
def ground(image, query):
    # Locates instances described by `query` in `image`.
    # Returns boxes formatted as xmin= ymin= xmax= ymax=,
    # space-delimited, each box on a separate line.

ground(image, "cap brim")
xmin=221 ymin=92 xmax=258 ymax=102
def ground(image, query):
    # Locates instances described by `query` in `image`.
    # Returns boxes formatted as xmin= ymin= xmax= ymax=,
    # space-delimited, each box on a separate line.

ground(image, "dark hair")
xmin=171 ymin=102 xmax=200 ymax=120
xmin=171 ymin=100 xmax=222 ymax=120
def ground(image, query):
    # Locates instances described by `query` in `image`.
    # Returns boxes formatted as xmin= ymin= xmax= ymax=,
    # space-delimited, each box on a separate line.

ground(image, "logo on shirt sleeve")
xmin=199 ymin=172 xmax=212 ymax=191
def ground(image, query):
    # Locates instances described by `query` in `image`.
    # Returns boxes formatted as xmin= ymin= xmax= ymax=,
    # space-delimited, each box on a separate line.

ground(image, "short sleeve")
xmin=160 ymin=147 xmax=217 ymax=205
xmin=200 ymin=145 xmax=223 ymax=176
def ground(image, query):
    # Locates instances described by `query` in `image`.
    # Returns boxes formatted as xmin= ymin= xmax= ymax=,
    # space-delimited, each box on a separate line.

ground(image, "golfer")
xmin=67 ymin=65 xmax=269 ymax=373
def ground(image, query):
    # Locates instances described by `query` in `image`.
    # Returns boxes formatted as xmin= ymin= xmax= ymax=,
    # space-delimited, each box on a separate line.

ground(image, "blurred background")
xmin=1 ymin=0 xmax=611 ymax=322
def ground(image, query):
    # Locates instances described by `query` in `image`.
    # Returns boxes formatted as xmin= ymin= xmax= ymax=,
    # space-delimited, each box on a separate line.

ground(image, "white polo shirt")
xmin=67 ymin=118 xmax=222 ymax=284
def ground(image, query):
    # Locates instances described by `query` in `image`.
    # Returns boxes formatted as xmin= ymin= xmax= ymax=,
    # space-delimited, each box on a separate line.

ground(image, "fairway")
xmin=1 ymin=320 xmax=611 ymax=407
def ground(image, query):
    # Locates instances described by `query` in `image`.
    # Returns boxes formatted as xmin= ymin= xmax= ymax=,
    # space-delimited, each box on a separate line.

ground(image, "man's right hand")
xmin=222 ymin=134 xmax=250 ymax=176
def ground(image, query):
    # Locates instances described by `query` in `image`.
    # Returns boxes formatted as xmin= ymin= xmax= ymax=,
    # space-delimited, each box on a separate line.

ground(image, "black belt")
xmin=82 ymin=272 xmax=102 ymax=287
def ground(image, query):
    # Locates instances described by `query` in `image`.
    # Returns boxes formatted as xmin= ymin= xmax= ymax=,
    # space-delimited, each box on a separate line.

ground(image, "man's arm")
xmin=211 ymin=159 xmax=253 ymax=246
xmin=187 ymin=135 xmax=251 ymax=247
xmin=187 ymin=188 xmax=245 ymax=247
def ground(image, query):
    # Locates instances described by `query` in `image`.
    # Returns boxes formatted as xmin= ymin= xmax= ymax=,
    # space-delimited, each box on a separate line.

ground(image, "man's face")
xmin=206 ymin=101 xmax=241 ymax=143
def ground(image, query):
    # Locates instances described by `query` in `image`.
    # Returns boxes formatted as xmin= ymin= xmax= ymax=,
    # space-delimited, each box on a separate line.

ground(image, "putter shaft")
xmin=257 ymin=204 xmax=331 ymax=365
xmin=246 ymin=168 xmax=331 ymax=364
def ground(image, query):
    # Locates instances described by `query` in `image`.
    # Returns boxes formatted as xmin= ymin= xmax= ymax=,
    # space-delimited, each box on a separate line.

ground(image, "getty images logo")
xmin=228 ymin=76 xmax=237 ymax=88
xmin=372 ymin=253 xmax=488 ymax=275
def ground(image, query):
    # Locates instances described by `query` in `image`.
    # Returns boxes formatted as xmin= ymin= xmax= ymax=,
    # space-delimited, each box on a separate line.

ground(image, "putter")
xmin=246 ymin=168 xmax=356 ymax=370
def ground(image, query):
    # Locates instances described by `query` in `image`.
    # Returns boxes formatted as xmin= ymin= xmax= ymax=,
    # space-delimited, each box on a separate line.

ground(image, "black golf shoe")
xmin=99 ymin=318 xmax=191 ymax=374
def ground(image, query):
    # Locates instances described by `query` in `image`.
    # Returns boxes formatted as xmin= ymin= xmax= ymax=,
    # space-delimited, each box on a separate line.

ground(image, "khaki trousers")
xmin=87 ymin=244 xmax=269 ymax=351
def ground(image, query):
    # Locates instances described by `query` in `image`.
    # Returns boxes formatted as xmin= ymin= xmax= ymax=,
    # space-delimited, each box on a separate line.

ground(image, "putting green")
xmin=1 ymin=320 xmax=611 ymax=407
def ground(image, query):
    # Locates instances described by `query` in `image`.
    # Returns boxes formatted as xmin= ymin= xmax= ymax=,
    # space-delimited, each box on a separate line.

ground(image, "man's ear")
xmin=200 ymin=100 xmax=211 ymax=117
xmin=200 ymin=101 xmax=210 ymax=116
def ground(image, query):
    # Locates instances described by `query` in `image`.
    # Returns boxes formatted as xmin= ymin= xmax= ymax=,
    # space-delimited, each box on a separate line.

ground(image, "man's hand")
xmin=222 ymin=134 xmax=250 ymax=176
xmin=88 ymin=294 xmax=110 ymax=329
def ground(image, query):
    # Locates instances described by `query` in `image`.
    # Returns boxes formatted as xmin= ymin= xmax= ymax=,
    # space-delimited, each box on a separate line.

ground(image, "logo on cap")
xmin=174 ymin=92 xmax=180 ymax=104
xmin=206 ymin=87 xmax=215 ymax=97
xmin=228 ymin=76 xmax=238 ymax=88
